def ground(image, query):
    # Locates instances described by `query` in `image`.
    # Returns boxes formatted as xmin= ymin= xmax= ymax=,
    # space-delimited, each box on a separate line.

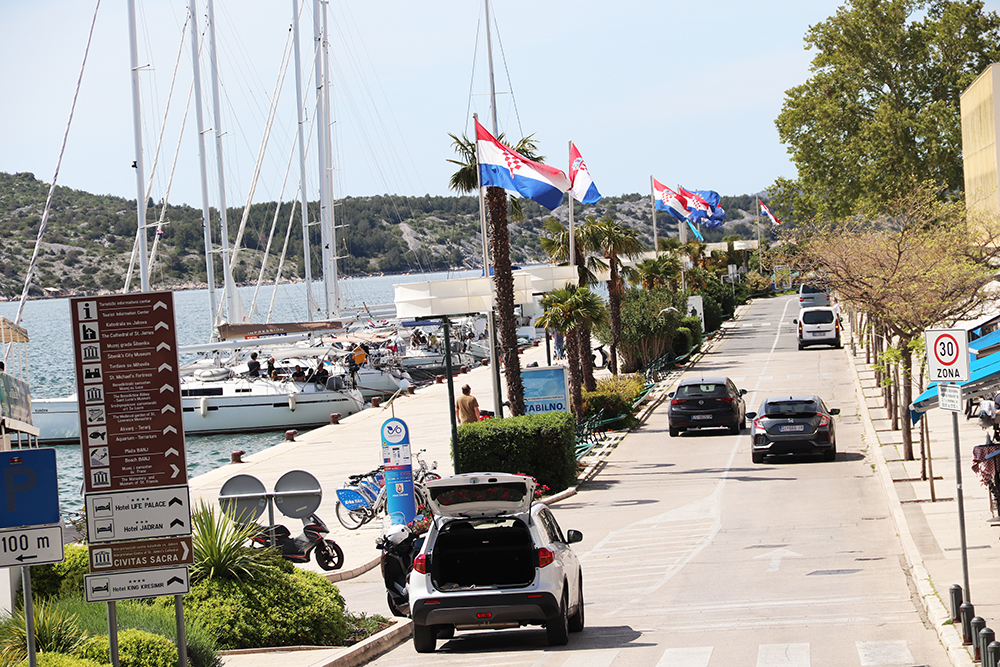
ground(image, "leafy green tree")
xmin=588 ymin=215 xmax=643 ymax=374
xmin=448 ymin=130 xmax=547 ymax=416
xmin=774 ymin=0 xmax=1000 ymax=219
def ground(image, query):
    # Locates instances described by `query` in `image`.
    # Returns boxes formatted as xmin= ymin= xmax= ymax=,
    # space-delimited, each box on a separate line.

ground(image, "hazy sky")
xmin=3 ymin=0 xmax=997 ymax=210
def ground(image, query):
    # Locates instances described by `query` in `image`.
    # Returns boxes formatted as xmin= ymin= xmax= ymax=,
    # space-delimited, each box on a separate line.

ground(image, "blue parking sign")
xmin=1 ymin=449 xmax=60 ymax=529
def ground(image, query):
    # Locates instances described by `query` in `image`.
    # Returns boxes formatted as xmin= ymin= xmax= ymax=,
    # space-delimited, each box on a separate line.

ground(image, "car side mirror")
xmin=740 ymin=389 xmax=747 ymax=396
xmin=668 ymin=391 xmax=675 ymax=398
xmin=792 ymin=318 xmax=798 ymax=324
xmin=566 ymin=530 xmax=583 ymax=544
xmin=746 ymin=411 xmax=757 ymax=420
xmin=830 ymin=408 xmax=840 ymax=416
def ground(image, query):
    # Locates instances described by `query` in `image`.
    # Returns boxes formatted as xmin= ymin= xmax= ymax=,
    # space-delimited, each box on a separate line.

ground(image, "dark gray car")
xmin=748 ymin=395 xmax=839 ymax=463
xmin=668 ymin=376 xmax=747 ymax=437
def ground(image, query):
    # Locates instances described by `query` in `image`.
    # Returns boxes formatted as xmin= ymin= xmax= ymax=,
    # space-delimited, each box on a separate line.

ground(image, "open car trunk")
xmin=430 ymin=517 xmax=536 ymax=590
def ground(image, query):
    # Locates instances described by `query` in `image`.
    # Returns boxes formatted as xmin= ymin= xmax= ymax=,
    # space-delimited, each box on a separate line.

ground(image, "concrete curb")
xmin=324 ymin=556 xmax=380 ymax=584
xmin=848 ymin=348 xmax=973 ymax=667
xmin=330 ymin=619 xmax=413 ymax=667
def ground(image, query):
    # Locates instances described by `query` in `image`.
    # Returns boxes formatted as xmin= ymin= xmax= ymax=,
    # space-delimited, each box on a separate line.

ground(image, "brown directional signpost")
xmin=70 ymin=292 xmax=191 ymax=666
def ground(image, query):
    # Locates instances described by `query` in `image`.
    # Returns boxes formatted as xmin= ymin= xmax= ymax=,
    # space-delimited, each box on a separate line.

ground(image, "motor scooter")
xmin=377 ymin=524 xmax=422 ymax=617
xmin=250 ymin=514 xmax=344 ymax=571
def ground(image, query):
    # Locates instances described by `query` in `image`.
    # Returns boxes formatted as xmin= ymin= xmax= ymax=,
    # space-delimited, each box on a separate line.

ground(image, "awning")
xmin=909 ymin=351 xmax=1000 ymax=423
xmin=970 ymin=327 xmax=1000 ymax=358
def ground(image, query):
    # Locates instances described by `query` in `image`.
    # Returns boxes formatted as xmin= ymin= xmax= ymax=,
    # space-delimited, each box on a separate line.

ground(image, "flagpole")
xmin=650 ymin=175 xmax=658 ymax=254
xmin=756 ymin=196 xmax=762 ymax=270
xmin=568 ymin=141 xmax=575 ymax=266
xmin=473 ymin=112 xmax=503 ymax=418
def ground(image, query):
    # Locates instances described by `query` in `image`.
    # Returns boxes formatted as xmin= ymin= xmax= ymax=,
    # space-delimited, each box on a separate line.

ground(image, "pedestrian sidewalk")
xmin=850 ymin=346 xmax=998 ymax=667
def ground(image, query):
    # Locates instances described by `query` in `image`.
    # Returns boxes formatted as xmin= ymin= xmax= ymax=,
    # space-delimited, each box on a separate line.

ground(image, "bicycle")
xmin=335 ymin=466 xmax=431 ymax=530
xmin=413 ymin=449 xmax=440 ymax=484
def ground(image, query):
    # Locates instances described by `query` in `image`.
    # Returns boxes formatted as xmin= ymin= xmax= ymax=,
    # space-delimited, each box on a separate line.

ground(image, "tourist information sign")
xmin=88 ymin=535 xmax=193 ymax=573
xmin=84 ymin=486 xmax=190 ymax=544
xmin=0 ymin=524 xmax=64 ymax=568
xmin=84 ymin=565 xmax=190 ymax=603
xmin=70 ymin=293 xmax=187 ymax=493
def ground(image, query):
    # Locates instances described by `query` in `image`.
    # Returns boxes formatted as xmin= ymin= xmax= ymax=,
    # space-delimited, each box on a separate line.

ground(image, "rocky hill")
xmin=0 ymin=171 xmax=761 ymax=299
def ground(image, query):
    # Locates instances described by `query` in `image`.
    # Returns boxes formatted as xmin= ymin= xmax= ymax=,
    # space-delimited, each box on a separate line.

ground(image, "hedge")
xmin=582 ymin=374 xmax=646 ymax=426
xmin=76 ymin=630 xmax=176 ymax=667
xmin=18 ymin=654 xmax=108 ymax=667
xmin=673 ymin=327 xmax=692 ymax=358
xmin=31 ymin=546 xmax=88 ymax=600
xmin=455 ymin=412 xmax=577 ymax=492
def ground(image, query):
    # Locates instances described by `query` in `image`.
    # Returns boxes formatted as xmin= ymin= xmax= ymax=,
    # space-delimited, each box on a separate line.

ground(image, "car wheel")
xmin=752 ymin=452 xmax=765 ymax=464
xmin=413 ymin=623 xmax=437 ymax=653
xmin=835 ymin=337 xmax=842 ymax=349
xmin=568 ymin=575 xmax=584 ymax=632
xmin=436 ymin=625 xmax=455 ymax=640
xmin=669 ymin=426 xmax=679 ymax=437
xmin=798 ymin=342 xmax=805 ymax=350
xmin=740 ymin=415 xmax=746 ymax=431
xmin=824 ymin=443 xmax=837 ymax=462
xmin=546 ymin=589 xmax=570 ymax=646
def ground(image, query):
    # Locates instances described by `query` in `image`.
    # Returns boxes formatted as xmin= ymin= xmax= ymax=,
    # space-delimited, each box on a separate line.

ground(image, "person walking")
xmin=456 ymin=384 xmax=481 ymax=424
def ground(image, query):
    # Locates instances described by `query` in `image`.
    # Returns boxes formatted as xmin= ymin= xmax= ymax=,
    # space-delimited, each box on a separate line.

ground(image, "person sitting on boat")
xmin=247 ymin=352 xmax=261 ymax=378
xmin=267 ymin=357 xmax=276 ymax=380
xmin=313 ymin=364 xmax=330 ymax=387
xmin=291 ymin=365 xmax=306 ymax=382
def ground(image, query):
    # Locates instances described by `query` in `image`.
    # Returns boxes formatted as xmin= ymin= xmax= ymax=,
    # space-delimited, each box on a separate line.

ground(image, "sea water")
xmin=0 ymin=269 xmax=479 ymax=518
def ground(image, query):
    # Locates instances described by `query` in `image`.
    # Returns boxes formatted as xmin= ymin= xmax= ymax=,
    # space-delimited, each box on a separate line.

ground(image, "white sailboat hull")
xmin=32 ymin=376 xmax=364 ymax=444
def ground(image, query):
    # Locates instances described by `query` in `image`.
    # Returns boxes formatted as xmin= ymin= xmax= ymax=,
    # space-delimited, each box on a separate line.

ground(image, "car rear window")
xmin=802 ymin=310 xmax=835 ymax=324
xmin=801 ymin=284 xmax=825 ymax=294
xmin=764 ymin=400 xmax=818 ymax=417
xmin=677 ymin=383 xmax=726 ymax=397
xmin=430 ymin=482 xmax=528 ymax=507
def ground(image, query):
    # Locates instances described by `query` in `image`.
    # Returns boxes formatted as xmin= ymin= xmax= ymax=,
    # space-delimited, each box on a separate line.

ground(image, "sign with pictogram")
xmin=70 ymin=293 xmax=187 ymax=493
xmin=381 ymin=418 xmax=414 ymax=525
xmin=84 ymin=565 xmax=189 ymax=603
xmin=0 ymin=524 xmax=64 ymax=568
xmin=88 ymin=535 xmax=193 ymax=573
xmin=925 ymin=328 xmax=970 ymax=383
xmin=1 ymin=449 xmax=60 ymax=530
xmin=84 ymin=486 xmax=190 ymax=544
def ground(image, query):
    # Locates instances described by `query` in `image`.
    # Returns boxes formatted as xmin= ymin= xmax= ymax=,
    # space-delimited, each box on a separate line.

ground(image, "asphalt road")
xmin=344 ymin=296 xmax=950 ymax=666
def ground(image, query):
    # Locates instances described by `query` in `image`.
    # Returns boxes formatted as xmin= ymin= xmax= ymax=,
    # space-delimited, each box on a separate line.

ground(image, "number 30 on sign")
xmin=924 ymin=328 xmax=970 ymax=383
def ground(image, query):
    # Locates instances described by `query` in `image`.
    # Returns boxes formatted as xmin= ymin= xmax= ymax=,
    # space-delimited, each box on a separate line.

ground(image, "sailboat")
xmin=31 ymin=0 xmax=370 ymax=444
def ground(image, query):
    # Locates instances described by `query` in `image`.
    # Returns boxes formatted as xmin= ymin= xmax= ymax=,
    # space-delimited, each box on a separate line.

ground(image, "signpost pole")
xmin=952 ymin=393 xmax=972 ymax=601
xmin=108 ymin=601 xmax=119 ymax=667
xmin=175 ymin=595 xmax=188 ymax=667
xmin=443 ymin=317 xmax=460 ymax=473
xmin=22 ymin=567 xmax=36 ymax=667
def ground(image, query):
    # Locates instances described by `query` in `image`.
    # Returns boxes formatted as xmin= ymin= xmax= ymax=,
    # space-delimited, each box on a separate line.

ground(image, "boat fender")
xmin=199 ymin=397 xmax=208 ymax=418
xmin=288 ymin=394 xmax=297 ymax=412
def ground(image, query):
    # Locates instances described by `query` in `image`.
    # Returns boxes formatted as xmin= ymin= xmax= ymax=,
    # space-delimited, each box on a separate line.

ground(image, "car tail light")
xmin=718 ymin=396 xmax=733 ymax=404
xmin=413 ymin=554 xmax=427 ymax=574
xmin=537 ymin=547 xmax=554 ymax=568
xmin=798 ymin=322 xmax=803 ymax=337
xmin=477 ymin=612 xmax=492 ymax=619
xmin=835 ymin=319 xmax=840 ymax=333
xmin=817 ymin=414 xmax=830 ymax=427
xmin=752 ymin=416 xmax=764 ymax=431
xmin=671 ymin=398 xmax=685 ymax=405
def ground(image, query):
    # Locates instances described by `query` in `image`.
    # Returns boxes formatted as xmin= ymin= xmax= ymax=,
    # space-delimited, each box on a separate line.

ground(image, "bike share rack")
xmin=219 ymin=470 xmax=323 ymax=544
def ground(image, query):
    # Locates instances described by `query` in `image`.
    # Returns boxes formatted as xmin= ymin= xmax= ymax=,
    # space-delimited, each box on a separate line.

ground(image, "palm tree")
xmin=448 ymin=130 xmax=544 ymax=416
xmin=632 ymin=254 xmax=681 ymax=290
xmin=588 ymin=214 xmax=643 ymax=375
xmin=540 ymin=217 xmax=603 ymax=391
xmin=537 ymin=286 xmax=606 ymax=421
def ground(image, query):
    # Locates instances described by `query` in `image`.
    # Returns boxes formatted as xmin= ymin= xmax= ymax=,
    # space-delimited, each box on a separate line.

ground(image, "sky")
xmin=3 ymin=0 xmax=999 ymax=211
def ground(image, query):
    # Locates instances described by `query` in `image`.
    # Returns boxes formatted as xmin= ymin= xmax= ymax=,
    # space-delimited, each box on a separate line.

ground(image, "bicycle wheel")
xmin=414 ymin=485 xmax=432 ymax=515
xmin=335 ymin=501 xmax=368 ymax=530
xmin=421 ymin=472 xmax=441 ymax=483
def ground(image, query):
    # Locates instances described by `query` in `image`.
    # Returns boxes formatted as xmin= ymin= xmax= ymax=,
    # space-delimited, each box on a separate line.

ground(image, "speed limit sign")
xmin=925 ymin=328 xmax=970 ymax=382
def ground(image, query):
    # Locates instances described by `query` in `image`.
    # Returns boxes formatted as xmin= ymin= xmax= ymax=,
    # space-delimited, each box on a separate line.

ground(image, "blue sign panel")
xmin=381 ymin=418 xmax=415 ymax=525
xmin=522 ymin=366 xmax=570 ymax=415
xmin=1 ymin=449 xmax=60 ymax=529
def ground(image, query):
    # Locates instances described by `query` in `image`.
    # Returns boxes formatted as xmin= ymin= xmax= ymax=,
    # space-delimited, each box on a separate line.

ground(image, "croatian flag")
xmin=569 ymin=143 xmax=601 ymax=204
xmin=679 ymin=186 xmax=712 ymax=219
xmin=653 ymin=178 xmax=691 ymax=221
xmin=475 ymin=119 xmax=570 ymax=211
xmin=760 ymin=202 xmax=781 ymax=226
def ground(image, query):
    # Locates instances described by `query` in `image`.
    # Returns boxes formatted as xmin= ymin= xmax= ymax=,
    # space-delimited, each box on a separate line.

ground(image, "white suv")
xmin=408 ymin=473 xmax=585 ymax=652
xmin=795 ymin=307 xmax=842 ymax=349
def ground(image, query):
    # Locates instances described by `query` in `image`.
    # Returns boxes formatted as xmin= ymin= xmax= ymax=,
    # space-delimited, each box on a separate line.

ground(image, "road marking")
xmin=757 ymin=643 xmax=810 ymax=667
xmin=753 ymin=547 xmax=804 ymax=572
xmin=561 ymin=649 xmax=618 ymax=667
xmin=655 ymin=646 xmax=713 ymax=667
xmin=856 ymin=640 xmax=915 ymax=665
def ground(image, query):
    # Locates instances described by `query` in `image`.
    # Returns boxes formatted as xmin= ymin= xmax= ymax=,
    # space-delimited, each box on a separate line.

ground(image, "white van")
xmin=794 ymin=307 xmax=842 ymax=349
xmin=798 ymin=284 xmax=831 ymax=308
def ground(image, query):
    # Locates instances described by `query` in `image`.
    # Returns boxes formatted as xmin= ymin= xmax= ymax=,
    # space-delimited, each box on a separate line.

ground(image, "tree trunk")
xmin=486 ymin=186 xmax=524 ymax=416
xmin=566 ymin=329 xmax=584 ymax=421
xmin=890 ymin=361 xmax=899 ymax=432
xmin=579 ymin=327 xmax=596 ymax=392
xmin=901 ymin=343 xmax=914 ymax=460
xmin=608 ymin=259 xmax=621 ymax=376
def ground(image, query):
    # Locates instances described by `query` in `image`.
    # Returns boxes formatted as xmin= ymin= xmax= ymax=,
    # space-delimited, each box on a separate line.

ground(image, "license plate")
xmin=811 ymin=332 xmax=827 ymax=337
xmin=692 ymin=414 xmax=713 ymax=420
xmin=779 ymin=424 xmax=805 ymax=432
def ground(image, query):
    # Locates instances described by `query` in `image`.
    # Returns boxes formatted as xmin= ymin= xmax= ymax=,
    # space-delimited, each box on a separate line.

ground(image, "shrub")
xmin=0 ymin=599 xmax=88 ymax=667
xmin=455 ymin=412 xmax=577 ymax=492
xmin=52 ymin=598 xmax=220 ymax=667
xmin=31 ymin=546 xmax=89 ymax=600
xmin=673 ymin=327 xmax=692 ymax=357
xmin=695 ymin=294 xmax=724 ymax=332
xmin=190 ymin=500 xmax=275 ymax=583
xmin=592 ymin=286 xmax=686 ymax=372
xmin=76 ymin=630 xmax=176 ymax=667
xmin=582 ymin=374 xmax=646 ymax=427
xmin=680 ymin=316 xmax=702 ymax=350
xmin=745 ymin=270 xmax=772 ymax=295
xmin=167 ymin=567 xmax=347 ymax=650
xmin=16 ymin=654 xmax=107 ymax=667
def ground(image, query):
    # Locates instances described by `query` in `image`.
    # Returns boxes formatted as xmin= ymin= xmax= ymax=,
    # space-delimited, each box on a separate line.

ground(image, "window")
xmin=677 ymin=383 xmax=725 ymax=398
xmin=802 ymin=310 xmax=835 ymax=325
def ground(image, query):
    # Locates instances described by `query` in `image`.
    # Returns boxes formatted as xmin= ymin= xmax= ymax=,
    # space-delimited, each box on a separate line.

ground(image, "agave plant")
xmin=190 ymin=500 xmax=275 ymax=583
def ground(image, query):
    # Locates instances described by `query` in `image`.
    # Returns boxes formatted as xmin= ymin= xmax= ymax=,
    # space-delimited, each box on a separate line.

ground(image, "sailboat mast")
xmin=320 ymin=2 xmax=340 ymax=316
xmin=188 ymin=0 xmax=219 ymax=337
xmin=313 ymin=0 xmax=332 ymax=318
xmin=291 ymin=0 xmax=316 ymax=321
xmin=206 ymin=0 xmax=239 ymax=325
xmin=127 ymin=0 xmax=150 ymax=293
